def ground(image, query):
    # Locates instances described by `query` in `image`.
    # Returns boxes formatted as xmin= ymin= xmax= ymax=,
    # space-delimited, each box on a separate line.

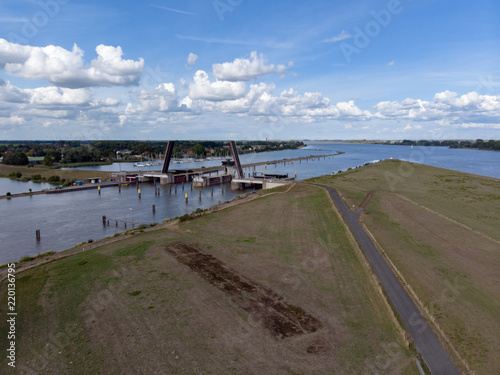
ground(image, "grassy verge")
xmin=0 ymin=164 xmax=111 ymax=182
xmin=52 ymin=161 xmax=113 ymax=168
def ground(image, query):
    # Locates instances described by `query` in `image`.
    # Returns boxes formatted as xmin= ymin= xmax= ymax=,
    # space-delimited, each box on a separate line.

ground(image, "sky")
xmin=0 ymin=0 xmax=499 ymax=140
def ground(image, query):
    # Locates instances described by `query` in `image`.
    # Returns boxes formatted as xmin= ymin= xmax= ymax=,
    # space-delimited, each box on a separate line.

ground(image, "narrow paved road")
xmin=321 ymin=186 xmax=461 ymax=375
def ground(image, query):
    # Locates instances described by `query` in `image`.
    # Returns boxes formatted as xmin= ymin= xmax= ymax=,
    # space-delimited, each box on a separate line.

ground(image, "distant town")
xmin=0 ymin=140 xmax=305 ymax=167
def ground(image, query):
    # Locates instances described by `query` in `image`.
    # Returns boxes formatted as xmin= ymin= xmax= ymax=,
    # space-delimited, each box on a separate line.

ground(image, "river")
xmin=0 ymin=142 xmax=498 ymax=264
xmin=64 ymin=142 xmax=500 ymax=179
xmin=0 ymin=179 xmax=55 ymax=195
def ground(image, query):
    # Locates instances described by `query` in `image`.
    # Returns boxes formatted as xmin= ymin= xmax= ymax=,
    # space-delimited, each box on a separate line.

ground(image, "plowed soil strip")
xmin=359 ymin=190 xmax=374 ymax=210
xmin=166 ymin=242 xmax=322 ymax=339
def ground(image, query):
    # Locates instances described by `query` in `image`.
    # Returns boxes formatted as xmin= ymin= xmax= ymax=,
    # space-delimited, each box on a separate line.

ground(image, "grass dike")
xmin=0 ymin=181 xmax=418 ymax=374
xmin=310 ymin=159 xmax=500 ymax=375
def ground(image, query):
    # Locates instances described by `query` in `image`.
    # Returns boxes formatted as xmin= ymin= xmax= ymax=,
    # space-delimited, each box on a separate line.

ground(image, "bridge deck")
xmin=232 ymin=178 xmax=264 ymax=185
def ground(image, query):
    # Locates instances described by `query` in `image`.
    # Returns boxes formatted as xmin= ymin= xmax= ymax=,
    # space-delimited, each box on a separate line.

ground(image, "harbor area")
xmin=110 ymin=151 xmax=338 ymax=190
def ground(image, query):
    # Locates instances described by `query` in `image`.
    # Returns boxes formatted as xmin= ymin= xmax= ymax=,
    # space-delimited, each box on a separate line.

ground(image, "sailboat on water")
xmin=134 ymin=155 xmax=146 ymax=167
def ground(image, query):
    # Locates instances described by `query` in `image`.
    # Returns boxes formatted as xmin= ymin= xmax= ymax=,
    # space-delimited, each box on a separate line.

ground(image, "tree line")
xmin=0 ymin=140 xmax=305 ymax=165
xmin=377 ymin=139 xmax=500 ymax=151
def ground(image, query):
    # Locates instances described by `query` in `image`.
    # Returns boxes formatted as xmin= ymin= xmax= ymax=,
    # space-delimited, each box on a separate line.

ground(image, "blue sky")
xmin=0 ymin=0 xmax=499 ymax=140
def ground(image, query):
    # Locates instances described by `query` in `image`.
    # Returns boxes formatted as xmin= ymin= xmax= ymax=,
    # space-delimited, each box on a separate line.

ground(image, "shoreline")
xmin=4 ymin=157 xmax=498 ymax=269
xmin=0 ymin=184 xmax=285 ymax=276
xmin=0 ymin=152 xmax=342 ymax=199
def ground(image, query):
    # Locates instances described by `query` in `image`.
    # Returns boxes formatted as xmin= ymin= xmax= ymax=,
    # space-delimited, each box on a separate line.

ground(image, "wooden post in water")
xmin=185 ymin=193 xmax=188 ymax=204
xmin=175 ymin=185 xmax=177 ymax=194
xmin=102 ymin=215 xmax=107 ymax=226
xmin=119 ymin=185 xmax=121 ymax=193
xmin=152 ymin=204 xmax=156 ymax=214
xmin=211 ymin=187 xmax=213 ymax=197
xmin=182 ymin=182 xmax=184 ymax=191
xmin=98 ymin=186 xmax=101 ymax=195
xmin=36 ymin=229 xmax=41 ymax=241
xmin=138 ymin=188 xmax=141 ymax=199
xmin=169 ymin=185 xmax=172 ymax=194
xmin=199 ymin=190 xmax=201 ymax=201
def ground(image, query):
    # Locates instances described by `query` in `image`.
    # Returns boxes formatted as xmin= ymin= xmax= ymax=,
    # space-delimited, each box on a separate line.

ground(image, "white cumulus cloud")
xmin=0 ymin=79 xmax=28 ymax=104
xmin=26 ymin=87 xmax=92 ymax=106
xmin=374 ymin=91 xmax=500 ymax=124
xmin=402 ymin=124 xmax=422 ymax=131
xmin=0 ymin=115 xmax=25 ymax=126
xmin=189 ymin=70 xmax=247 ymax=101
xmin=186 ymin=53 xmax=198 ymax=65
xmin=213 ymin=51 xmax=287 ymax=82
xmin=136 ymin=83 xmax=186 ymax=112
xmin=184 ymin=80 xmax=371 ymax=122
xmin=0 ymin=38 xmax=144 ymax=88
xmin=0 ymin=79 xmax=125 ymax=131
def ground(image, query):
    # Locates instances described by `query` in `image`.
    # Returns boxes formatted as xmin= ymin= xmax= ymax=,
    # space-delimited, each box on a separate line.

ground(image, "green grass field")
xmin=310 ymin=159 xmax=500 ymax=241
xmin=310 ymin=160 xmax=500 ymax=374
xmin=0 ymin=164 xmax=111 ymax=183
xmin=0 ymin=183 xmax=417 ymax=374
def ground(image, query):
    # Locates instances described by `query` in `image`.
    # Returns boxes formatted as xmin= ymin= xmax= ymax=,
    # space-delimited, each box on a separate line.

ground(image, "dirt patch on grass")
xmin=359 ymin=190 xmax=375 ymax=210
xmin=166 ymin=241 xmax=322 ymax=339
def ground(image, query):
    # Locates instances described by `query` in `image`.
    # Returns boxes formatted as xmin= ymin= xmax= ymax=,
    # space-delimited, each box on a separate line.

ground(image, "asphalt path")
xmin=321 ymin=186 xmax=461 ymax=375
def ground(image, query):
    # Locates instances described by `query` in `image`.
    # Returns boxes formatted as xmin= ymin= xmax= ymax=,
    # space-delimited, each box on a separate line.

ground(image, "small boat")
xmin=193 ymin=175 xmax=206 ymax=187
